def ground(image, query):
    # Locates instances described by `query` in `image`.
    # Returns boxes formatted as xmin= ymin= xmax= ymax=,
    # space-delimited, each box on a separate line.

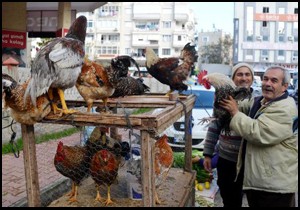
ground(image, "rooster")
xmin=2 ymin=73 xmax=52 ymax=125
xmin=154 ymin=134 xmax=174 ymax=204
xmin=144 ymin=42 xmax=198 ymax=95
xmin=24 ymin=16 xmax=87 ymax=116
xmin=197 ymin=70 xmax=252 ymax=136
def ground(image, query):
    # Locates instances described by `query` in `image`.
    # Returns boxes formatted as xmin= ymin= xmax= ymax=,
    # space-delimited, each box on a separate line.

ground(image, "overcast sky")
xmin=188 ymin=2 xmax=234 ymax=34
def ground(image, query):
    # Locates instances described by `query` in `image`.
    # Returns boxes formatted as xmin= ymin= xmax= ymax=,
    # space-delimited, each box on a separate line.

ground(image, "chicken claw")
xmin=198 ymin=117 xmax=216 ymax=125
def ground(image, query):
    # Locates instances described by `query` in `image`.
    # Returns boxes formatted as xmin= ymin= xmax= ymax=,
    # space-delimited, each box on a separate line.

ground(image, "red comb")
xmin=197 ymin=70 xmax=208 ymax=84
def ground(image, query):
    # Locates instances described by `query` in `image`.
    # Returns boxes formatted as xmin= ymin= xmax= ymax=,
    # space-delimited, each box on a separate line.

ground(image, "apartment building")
xmin=78 ymin=2 xmax=197 ymax=65
xmin=233 ymin=2 xmax=298 ymax=73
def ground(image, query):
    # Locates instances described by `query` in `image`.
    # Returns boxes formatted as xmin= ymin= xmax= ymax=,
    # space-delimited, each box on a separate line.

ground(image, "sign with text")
xmin=2 ymin=30 xmax=26 ymax=49
xmin=255 ymin=13 xmax=298 ymax=22
xmin=27 ymin=10 xmax=76 ymax=32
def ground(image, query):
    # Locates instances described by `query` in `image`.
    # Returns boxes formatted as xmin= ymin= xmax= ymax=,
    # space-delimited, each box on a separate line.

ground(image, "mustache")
xmin=262 ymin=86 xmax=273 ymax=91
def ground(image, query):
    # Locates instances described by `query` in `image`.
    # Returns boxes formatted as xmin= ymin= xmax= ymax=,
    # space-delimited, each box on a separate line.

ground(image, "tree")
xmin=200 ymin=34 xmax=233 ymax=65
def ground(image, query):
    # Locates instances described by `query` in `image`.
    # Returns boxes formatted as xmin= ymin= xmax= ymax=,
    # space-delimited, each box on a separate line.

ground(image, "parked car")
xmin=157 ymin=85 xmax=215 ymax=150
xmin=130 ymin=67 xmax=151 ymax=78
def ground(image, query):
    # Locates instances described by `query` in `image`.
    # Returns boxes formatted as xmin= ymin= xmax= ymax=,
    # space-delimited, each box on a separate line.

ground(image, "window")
xmin=246 ymin=6 xmax=254 ymax=41
xmin=125 ymin=48 xmax=131 ymax=55
xmin=263 ymin=21 xmax=268 ymax=27
xmin=108 ymin=35 xmax=119 ymax=42
xmin=99 ymin=5 xmax=119 ymax=17
xmin=163 ymin=21 xmax=171 ymax=28
xmin=261 ymin=50 xmax=268 ymax=56
xmin=98 ymin=46 xmax=119 ymax=55
xmin=162 ymin=35 xmax=172 ymax=42
xmin=278 ymin=35 xmax=284 ymax=42
xmin=88 ymin=21 xmax=93 ymax=28
xmin=162 ymin=49 xmax=171 ymax=56
xmin=137 ymin=49 xmax=144 ymax=57
xmin=262 ymin=36 xmax=269 ymax=41
xmin=136 ymin=22 xmax=146 ymax=30
xmin=293 ymin=51 xmax=298 ymax=57
xmin=295 ymin=8 xmax=298 ymax=14
xmin=178 ymin=35 xmax=182 ymax=41
xmin=263 ymin=7 xmax=269 ymax=13
xmin=278 ymin=50 xmax=284 ymax=56
xmin=202 ymin=36 xmax=209 ymax=43
xmin=246 ymin=49 xmax=253 ymax=56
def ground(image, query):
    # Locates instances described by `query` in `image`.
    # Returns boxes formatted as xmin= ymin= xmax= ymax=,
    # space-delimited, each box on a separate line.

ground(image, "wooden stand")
xmin=21 ymin=94 xmax=196 ymax=207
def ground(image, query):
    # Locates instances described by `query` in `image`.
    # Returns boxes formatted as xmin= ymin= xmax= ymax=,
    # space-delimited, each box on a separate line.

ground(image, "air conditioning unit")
xmin=292 ymin=57 xmax=298 ymax=61
xmin=262 ymin=57 xmax=269 ymax=61
xmin=256 ymin=36 xmax=262 ymax=41
xmin=288 ymin=36 xmax=294 ymax=41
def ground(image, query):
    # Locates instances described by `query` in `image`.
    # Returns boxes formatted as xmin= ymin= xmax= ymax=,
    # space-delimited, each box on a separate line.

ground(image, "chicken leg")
xmin=48 ymin=88 xmax=61 ymax=115
xmin=95 ymin=185 xmax=104 ymax=202
xmin=104 ymin=186 xmax=114 ymax=206
xmin=68 ymin=185 xmax=79 ymax=203
xmin=57 ymin=88 xmax=78 ymax=115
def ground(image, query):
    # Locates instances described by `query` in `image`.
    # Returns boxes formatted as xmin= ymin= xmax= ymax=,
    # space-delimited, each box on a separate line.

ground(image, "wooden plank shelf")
xmin=21 ymin=93 xmax=196 ymax=207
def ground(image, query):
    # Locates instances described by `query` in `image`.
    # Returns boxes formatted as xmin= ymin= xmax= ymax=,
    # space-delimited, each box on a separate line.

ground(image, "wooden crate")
xmin=21 ymin=93 xmax=196 ymax=207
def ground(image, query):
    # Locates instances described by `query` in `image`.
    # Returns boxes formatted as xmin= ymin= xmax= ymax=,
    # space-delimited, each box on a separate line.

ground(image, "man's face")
xmin=262 ymin=68 xmax=288 ymax=102
xmin=233 ymin=67 xmax=253 ymax=88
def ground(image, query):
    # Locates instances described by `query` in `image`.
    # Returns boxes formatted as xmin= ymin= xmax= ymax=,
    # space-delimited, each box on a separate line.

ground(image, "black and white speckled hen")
xmin=144 ymin=42 xmax=198 ymax=95
xmin=198 ymin=70 xmax=251 ymax=136
xmin=24 ymin=16 xmax=87 ymax=116
xmin=109 ymin=55 xmax=150 ymax=98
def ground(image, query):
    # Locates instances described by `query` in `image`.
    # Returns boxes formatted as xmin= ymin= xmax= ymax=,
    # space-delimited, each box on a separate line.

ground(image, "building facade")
xmin=77 ymin=2 xmax=197 ymax=65
xmin=233 ymin=2 xmax=298 ymax=74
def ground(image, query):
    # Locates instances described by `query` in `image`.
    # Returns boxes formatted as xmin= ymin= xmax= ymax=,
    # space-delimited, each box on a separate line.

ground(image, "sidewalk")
xmin=2 ymin=132 xmax=81 ymax=207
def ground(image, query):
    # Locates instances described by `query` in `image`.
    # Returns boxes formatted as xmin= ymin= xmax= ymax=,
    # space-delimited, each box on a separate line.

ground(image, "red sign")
xmin=2 ymin=30 xmax=27 ymax=49
xmin=56 ymin=28 xmax=69 ymax=37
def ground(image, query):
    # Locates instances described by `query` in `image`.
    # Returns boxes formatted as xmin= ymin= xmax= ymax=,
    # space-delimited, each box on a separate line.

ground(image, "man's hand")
xmin=219 ymin=95 xmax=239 ymax=116
xmin=192 ymin=155 xmax=201 ymax=164
xmin=203 ymin=156 xmax=212 ymax=173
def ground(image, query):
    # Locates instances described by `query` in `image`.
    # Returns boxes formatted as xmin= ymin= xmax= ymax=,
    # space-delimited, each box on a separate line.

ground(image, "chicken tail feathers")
xmin=136 ymin=78 xmax=150 ymax=92
xmin=65 ymin=15 xmax=87 ymax=43
xmin=182 ymin=42 xmax=198 ymax=63
xmin=24 ymin=79 xmax=37 ymax=107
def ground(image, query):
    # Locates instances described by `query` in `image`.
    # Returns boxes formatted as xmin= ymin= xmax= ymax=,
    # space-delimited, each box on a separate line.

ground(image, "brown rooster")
xmin=90 ymin=149 xmax=121 ymax=205
xmin=54 ymin=141 xmax=90 ymax=203
xmin=2 ymin=73 xmax=52 ymax=125
xmin=144 ymin=42 xmax=198 ymax=95
xmin=24 ymin=16 xmax=87 ymax=116
xmin=154 ymin=134 xmax=174 ymax=204
xmin=197 ymin=70 xmax=252 ymax=136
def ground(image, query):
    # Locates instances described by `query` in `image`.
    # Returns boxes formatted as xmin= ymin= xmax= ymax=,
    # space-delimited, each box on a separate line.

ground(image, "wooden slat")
xmin=184 ymin=110 xmax=193 ymax=172
xmin=140 ymin=131 xmax=155 ymax=206
xmin=21 ymin=124 xmax=41 ymax=207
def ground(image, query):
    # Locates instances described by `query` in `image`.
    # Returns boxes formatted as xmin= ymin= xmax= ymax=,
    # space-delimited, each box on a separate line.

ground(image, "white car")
xmin=161 ymin=85 xmax=215 ymax=150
